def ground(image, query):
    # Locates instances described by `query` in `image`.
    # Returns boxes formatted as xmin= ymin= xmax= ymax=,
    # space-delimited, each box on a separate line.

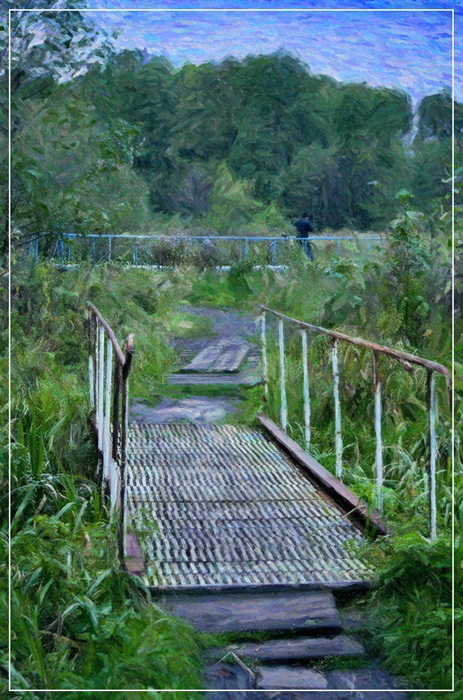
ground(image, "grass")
xmin=4 ymin=239 xmax=461 ymax=694
xmin=2 ymin=260 xmax=206 ymax=697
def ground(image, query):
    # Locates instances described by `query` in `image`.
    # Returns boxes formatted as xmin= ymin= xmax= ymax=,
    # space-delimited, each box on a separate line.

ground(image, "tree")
xmin=1 ymin=0 xmax=113 ymax=262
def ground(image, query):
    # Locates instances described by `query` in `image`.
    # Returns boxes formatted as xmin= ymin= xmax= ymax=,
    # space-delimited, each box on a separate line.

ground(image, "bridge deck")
xmin=127 ymin=423 xmax=370 ymax=588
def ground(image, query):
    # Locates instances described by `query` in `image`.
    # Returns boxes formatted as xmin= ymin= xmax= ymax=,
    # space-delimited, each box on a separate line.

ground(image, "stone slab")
xmin=327 ymin=669 xmax=408 ymax=694
xmin=160 ymin=591 xmax=341 ymax=634
xmin=210 ymin=634 xmax=365 ymax=663
xmin=204 ymin=661 xmax=254 ymax=699
xmin=256 ymin=665 xmax=328 ymax=690
xmin=130 ymin=396 xmax=240 ymax=424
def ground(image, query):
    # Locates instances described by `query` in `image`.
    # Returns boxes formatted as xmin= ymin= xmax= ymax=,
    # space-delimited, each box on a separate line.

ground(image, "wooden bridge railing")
xmin=86 ymin=302 xmax=134 ymax=563
xmin=258 ymin=305 xmax=452 ymax=540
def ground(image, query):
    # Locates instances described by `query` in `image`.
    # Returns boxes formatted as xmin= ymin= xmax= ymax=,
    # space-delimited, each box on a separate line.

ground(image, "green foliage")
xmin=363 ymin=533 xmax=459 ymax=691
xmin=3 ymin=262 xmax=204 ymax=694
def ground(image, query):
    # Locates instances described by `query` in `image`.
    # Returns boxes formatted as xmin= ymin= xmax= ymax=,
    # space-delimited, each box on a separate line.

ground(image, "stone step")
xmin=209 ymin=634 xmax=365 ymax=664
xmin=256 ymin=666 xmax=408 ymax=697
xmin=167 ymin=369 xmax=260 ymax=386
xmin=204 ymin=662 xmax=408 ymax=698
xmin=159 ymin=590 xmax=342 ymax=634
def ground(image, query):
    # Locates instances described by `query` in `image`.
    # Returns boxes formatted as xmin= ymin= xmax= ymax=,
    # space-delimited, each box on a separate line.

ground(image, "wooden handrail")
xmin=258 ymin=305 xmax=451 ymax=382
xmin=86 ymin=302 xmax=126 ymax=366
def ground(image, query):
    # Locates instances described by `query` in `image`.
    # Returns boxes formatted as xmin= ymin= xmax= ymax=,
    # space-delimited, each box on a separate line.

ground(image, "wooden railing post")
xmin=427 ymin=370 xmax=438 ymax=540
xmin=373 ymin=352 xmax=384 ymax=514
xmin=301 ymin=329 xmax=311 ymax=451
xmin=331 ymin=339 xmax=343 ymax=478
xmin=118 ymin=335 xmax=134 ymax=568
xmin=103 ymin=339 xmax=113 ymax=482
xmin=260 ymin=312 xmax=269 ymax=402
xmin=97 ymin=324 xmax=105 ymax=450
xmin=278 ymin=319 xmax=288 ymax=432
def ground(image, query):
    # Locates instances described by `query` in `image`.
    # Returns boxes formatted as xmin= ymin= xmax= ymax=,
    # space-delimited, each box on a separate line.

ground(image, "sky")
xmin=86 ymin=0 xmax=461 ymax=105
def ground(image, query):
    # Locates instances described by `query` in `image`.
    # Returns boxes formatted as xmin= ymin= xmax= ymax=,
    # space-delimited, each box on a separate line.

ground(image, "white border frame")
xmin=8 ymin=5 xmax=456 ymax=694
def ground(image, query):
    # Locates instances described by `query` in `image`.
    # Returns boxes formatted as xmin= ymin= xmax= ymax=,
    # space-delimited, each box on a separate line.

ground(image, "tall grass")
xmin=2 ymin=260 xmax=204 ymax=696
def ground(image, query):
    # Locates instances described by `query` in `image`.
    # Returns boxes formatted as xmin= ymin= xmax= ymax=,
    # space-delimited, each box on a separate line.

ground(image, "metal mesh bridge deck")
xmin=127 ymin=423 xmax=370 ymax=588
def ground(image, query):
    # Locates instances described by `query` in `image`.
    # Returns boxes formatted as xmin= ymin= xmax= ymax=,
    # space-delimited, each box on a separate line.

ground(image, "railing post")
xmin=108 ymin=236 xmax=112 ymax=262
xmin=118 ymin=335 xmax=134 ymax=568
xmin=243 ymin=238 xmax=249 ymax=259
xmin=260 ymin=312 xmax=269 ymax=401
xmin=103 ymin=339 xmax=113 ymax=481
xmin=278 ymin=319 xmax=288 ymax=431
xmin=271 ymin=240 xmax=278 ymax=265
xmin=373 ymin=352 xmax=384 ymax=514
xmin=133 ymin=240 xmax=139 ymax=266
xmin=112 ymin=363 xmax=120 ymax=462
xmin=97 ymin=324 xmax=105 ymax=450
xmin=88 ymin=312 xmax=95 ymax=410
xmin=331 ymin=339 xmax=343 ymax=477
xmin=427 ymin=370 xmax=438 ymax=540
xmin=92 ymin=239 xmax=96 ymax=262
xmin=301 ymin=330 xmax=311 ymax=451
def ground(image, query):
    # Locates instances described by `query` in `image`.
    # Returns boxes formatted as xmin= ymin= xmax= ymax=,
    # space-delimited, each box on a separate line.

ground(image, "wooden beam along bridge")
xmin=86 ymin=301 xmax=451 ymax=591
xmin=30 ymin=232 xmax=383 ymax=268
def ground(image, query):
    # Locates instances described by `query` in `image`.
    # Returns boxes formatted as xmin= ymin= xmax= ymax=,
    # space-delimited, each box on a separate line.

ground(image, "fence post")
xmin=427 ymin=370 xmax=438 ymax=540
xmin=92 ymin=239 xmax=97 ymax=262
xmin=243 ymin=238 xmax=249 ymax=259
xmin=103 ymin=339 xmax=113 ymax=481
xmin=97 ymin=325 xmax=105 ymax=450
xmin=112 ymin=363 xmax=120 ymax=462
xmin=260 ymin=312 xmax=269 ymax=401
xmin=88 ymin=312 xmax=95 ymax=410
xmin=373 ymin=352 xmax=384 ymax=514
xmin=271 ymin=240 xmax=278 ymax=265
xmin=118 ymin=335 xmax=134 ymax=568
xmin=301 ymin=329 xmax=311 ymax=451
xmin=133 ymin=240 xmax=139 ymax=266
xmin=108 ymin=237 xmax=112 ymax=262
xmin=278 ymin=319 xmax=288 ymax=431
xmin=331 ymin=339 xmax=343 ymax=477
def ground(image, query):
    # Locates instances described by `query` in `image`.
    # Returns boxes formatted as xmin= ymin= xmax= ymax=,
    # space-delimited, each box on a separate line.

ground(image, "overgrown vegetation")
xmin=2 ymin=1 xmax=461 ymax=696
xmin=1 ymin=264 xmax=206 ymax=697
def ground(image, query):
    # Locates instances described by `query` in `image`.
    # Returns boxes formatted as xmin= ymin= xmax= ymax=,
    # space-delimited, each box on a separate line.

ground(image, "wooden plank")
xmin=168 ymin=371 xmax=260 ymax=385
xmin=209 ymin=635 xmax=365 ymax=664
xmin=181 ymin=339 xmax=229 ymax=372
xmin=159 ymin=590 xmax=341 ymax=634
xmin=181 ymin=337 xmax=251 ymax=374
xmin=124 ymin=532 xmax=146 ymax=577
xmin=212 ymin=341 xmax=251 ymax=373
xmin=257 ymin=413 xmax=389 ymax=536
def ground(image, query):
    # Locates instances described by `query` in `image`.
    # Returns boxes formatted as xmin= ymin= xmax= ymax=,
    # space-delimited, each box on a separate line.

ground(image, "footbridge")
xmin=85 ymin=301 xmax=450 ymax=694
xmin=86 ymin=301 xmax=450 ymax=590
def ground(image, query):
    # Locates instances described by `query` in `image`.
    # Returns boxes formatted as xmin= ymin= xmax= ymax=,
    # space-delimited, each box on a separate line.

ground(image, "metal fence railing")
xmin=29 ymin=232 xmax=383 ymax=268
xmin=86 ymin=302 xmax=134 ymax=563
xmin=258 ymin=305 xmax=451 ymax=539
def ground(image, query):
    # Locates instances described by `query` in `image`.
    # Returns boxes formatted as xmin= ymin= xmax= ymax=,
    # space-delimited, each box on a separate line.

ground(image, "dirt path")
xmin=130 ymin=306 xmax=257 ymax=424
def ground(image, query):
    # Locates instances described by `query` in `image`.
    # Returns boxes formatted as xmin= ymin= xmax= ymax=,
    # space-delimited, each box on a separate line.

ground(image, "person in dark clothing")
xmin=293 ymin=212 xmax=314 ymax=260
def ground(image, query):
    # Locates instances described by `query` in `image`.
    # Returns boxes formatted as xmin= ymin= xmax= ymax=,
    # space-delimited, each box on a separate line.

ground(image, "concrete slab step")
xmin=209 ymin=634 xmax=365 ymax=664
xmin=159 ymin=590 xmax=342 ymax=634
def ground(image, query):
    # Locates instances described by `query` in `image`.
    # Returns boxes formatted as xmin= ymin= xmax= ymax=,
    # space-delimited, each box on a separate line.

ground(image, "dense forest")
xmin=1 ymin=3 xmax=461 ymax=697
xmin=2 ymin=5 xmax=462 ymax=254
